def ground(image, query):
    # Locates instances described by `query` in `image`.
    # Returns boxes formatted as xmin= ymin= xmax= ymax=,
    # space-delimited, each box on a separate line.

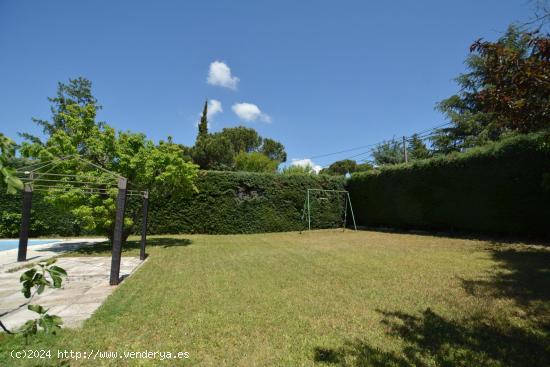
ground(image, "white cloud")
xmin=291 ymin=158 xmax=322 ymax=174
xmin=207 ymin=99 xmax=223 ymax=118
xmin=232 ymin=102 xmax=271 ymax=123
xmin=207 ymin=61 xmax=239 ymax=90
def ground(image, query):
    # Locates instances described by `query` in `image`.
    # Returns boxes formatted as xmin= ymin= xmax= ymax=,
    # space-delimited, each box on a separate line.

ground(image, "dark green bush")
xmin=347 ymin=133 xmax=550 ymax=237
xmin=147 ymin=171 xmax=345 ymax=234
xmin=0 ymin=171 xmax=345 ymax=237
xmin=0 ymin=192 xmax=82 ymax=238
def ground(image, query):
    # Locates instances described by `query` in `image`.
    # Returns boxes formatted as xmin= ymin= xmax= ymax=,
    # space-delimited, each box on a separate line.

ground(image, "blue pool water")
xmin=0 ymin=239 xmax=61 ymax=251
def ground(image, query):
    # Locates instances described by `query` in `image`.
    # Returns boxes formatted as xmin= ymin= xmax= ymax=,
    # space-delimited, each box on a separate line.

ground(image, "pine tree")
xmin=197 ymin=100 xmax=208 ymax=141
xmin=408 ymin=134 xmax=431 ymax=160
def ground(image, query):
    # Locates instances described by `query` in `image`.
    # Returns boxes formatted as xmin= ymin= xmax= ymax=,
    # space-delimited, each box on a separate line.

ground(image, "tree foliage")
xmin=192 ymin=134 xmax=235 ymax=170
xmin=320 ymin=159 xmax=372 ymax=176
xmin=408 ymin=134 xmax=431 ymax=160
xmin=281 ymin=164 xmax=316 ymax=175
xmin=372 ymin=139 xmax=405 ymax=166
xmin=191 ymin=124 xmax=286 ymax=171
xmin=20 ymin=77 xmax=199 ymax=242
xmin=432 ymin=26 xmax=550 ymax=153
xmin=234 ymin=151 xmax=279 ymax=172
xmin=0 ymin=133 xmax=23 ymax=194
xmin=261 ymin=138 xmax=287 ymax=162
xmin=197 ymin=100 xmax=208 ymax=140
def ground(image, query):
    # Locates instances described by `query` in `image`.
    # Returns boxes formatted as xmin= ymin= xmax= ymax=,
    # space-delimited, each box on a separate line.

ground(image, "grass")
xmin=1 ymin=230 xmax=549 ymax=366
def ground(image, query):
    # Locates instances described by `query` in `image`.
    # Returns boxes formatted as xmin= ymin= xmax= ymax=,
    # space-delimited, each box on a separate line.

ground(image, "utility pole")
xmin=403 ymin=136 xmax=408 ymax=163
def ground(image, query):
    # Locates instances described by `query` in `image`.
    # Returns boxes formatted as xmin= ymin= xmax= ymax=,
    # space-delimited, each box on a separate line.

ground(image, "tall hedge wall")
xmin=347 ymin=133 xmax=550 ymax=237
xmin=147 ymin=171 xmax=345 ymax=234
xmin=0 ymin=171 xmax=345 ymax=237
xmin=0 ymin=192 xmax=83 ymax=238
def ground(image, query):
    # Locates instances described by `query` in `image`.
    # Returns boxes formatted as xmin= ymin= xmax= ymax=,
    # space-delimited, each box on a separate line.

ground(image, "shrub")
xmin=0 ymin=192 xmax=82 ymax=238
xmin=1 ymin=171 xmax=345 ymax=237
xmin=347 ymin=133 xmax=550 ymax=237
xmin=146 ymin=171 xmax=345 ymax=234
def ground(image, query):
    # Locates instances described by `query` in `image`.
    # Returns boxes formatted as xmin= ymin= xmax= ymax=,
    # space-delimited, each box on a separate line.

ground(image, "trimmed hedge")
xmin=0 ymin=171 xmax=345 ymax=237
xmin=347 ymin=133 xmax=550 ymax=237
xmin=5 ymin=134 xmax=547 ymax=238
xmin=0 ymin=192 xmax=82 ymax=238
xmin=147 ymin=171 xmax=345 ymax=234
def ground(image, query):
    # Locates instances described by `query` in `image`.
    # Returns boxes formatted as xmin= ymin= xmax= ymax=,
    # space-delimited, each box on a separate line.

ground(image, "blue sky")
xmin=0 ymin=0 xmax=537 ymax=169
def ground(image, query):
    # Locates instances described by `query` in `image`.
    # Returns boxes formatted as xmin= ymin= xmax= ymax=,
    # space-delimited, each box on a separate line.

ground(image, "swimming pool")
xmin=0 ymin=239 xmax=62 ymax=252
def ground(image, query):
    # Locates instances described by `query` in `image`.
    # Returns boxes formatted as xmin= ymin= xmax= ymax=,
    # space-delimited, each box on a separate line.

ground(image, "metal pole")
xmin=347 ymin=192 xmax=357 ymax=231
xmin=403 ymin=136 xmax=408 ymax=163
xmin=140 ymin=190 xmax=149 ymax=261
xmin=343 ymin=193 xmax=348 ymax=231
xmin=110 ymin=177 xmax=127 ymax=285
xmin=17 ymin=182 xmax=33 ymax=262
xmin=307 ymin=189 xmax=311 ymax=231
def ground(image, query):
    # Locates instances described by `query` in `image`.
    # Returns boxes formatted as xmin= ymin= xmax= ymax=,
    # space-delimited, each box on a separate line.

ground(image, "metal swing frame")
xmin=301 ymin=188 xmax=357 ymax=231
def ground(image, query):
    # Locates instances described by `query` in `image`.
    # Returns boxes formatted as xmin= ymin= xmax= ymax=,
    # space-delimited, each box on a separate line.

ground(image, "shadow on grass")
xmin=462 ymin=245 xmax=550 ymax=323
xmin=314 ymin=245 xmax=550 ymax=367
xmin=359 ymin=226 xmax=550 ymax=247
xmin=67 ymin=237 xmax=192 ymax=256
xmin=314 ymin=308 xmax=549 ymax=366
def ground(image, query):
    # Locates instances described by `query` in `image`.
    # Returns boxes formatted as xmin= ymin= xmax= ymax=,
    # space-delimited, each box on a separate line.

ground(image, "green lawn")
xmin=1 ymin=230 xmax=549 ymax=366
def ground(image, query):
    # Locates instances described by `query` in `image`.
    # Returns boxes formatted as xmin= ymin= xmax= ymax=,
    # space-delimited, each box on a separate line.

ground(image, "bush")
xmin=0 ymin=192 xmax=82 ymax=238
xmin=1 ymin=171 xmax=345 ymax=237
xmin=347 ymin=133 xmax=550 ymax=237
xmin=147 ymin=171 xmax=345 ymax=234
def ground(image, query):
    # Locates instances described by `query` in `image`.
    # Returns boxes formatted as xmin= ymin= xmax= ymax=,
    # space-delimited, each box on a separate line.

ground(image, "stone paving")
xmin=0 ymin=257 xmax=144 ymax=330
xmin=0 ymin=238 xmax=106 ymax=272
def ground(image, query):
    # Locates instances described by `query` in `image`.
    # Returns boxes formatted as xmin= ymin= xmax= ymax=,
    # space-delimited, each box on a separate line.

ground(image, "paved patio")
xmin=0 ymin=257 xmax=144 ymax=330
xmin=0 ymin=238 xmax=106 ymax=272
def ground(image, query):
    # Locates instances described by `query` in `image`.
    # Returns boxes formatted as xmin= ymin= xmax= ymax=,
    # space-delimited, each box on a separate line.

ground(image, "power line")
xmin=313 ymin=122 xmax=454 ymax=168
xmin=308 ymin=122 xmax=453 ymax=164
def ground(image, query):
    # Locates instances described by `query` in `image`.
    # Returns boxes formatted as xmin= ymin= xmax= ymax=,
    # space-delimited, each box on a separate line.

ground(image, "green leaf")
xmin=50 ymin=275 xmax=62 ymax=288
xmin=48 ymin=265 xmax=67 ymax=277
xmin=21 ymin=281 xmax=32 ymax=298
xmin=20 ymin=268 xmax=37 ymax=282
xmin=28 ymin=304 xmax=47 ymax=314
xmin=37 ymin=284 xmax=45 ymax=295
xmin=39 ymin=314 xmax=63 ymax=333
xmin=18 ymin=319 xmax=38 ymax=336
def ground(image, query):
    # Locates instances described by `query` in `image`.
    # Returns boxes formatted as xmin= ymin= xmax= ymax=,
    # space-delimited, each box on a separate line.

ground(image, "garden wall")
xmin=0 ymin=171 xmax=345 ymax=237
xmin=146 ymin=171 xmax=345 ymax=234
xmin=0 ymin=192 xmax=82 ymax=238
xmin=347 ymin=133 xmax=550 ymax=237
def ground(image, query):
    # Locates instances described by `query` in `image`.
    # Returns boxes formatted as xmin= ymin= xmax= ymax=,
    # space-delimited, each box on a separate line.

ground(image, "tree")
xmin=321 ymin=159 xmax=357 ymax=175
xmin=20 ymin=77 xmax=199 ymax=242
xmin=372 ymin=139 xmax=405 ymax=165
xmin=197 ymin=100 xmax=208 ymax=140
xmin=234 ymin=151 xmax=279 ymax=172
xmin=433 ymin=26 xmax=550 ymax=153
xmin=218 ymin=126 xmax=262 ymax=153
xmin=356 ymin=162 xmax=373 ymax=172
xmin=191 ymin=120 xmax=287 ymax=170
xmin=407 ymin=134 xmax=431 ymax=160
xmin=260 ymin=138 xmax=287 ymax=162
xmin=0 ymin=133 xmax=23 ymax=194
xmin=320 ymin=159 xmax=373 ymax=176
xmin=281 ymin=164 xmax=316 ymax=175
xmin=192 ymin=134 xmax=235 ymax=170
